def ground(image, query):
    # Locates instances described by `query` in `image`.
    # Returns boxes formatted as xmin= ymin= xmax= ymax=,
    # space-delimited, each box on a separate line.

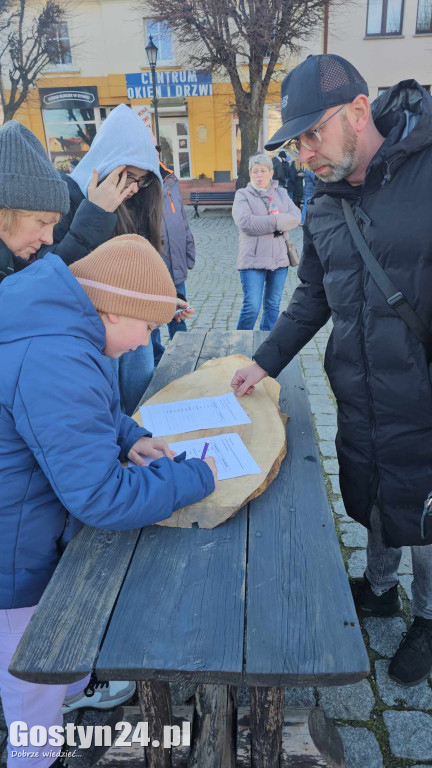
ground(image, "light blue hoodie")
xmin=71 ymin=104 xmax=162 ymax=196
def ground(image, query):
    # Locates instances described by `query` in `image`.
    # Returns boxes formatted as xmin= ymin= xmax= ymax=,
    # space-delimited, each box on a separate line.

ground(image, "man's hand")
xmin=231 ymin=363 xmax=268 ymax=397
xmin=203 ymin=456 xmax=218 ymax=484
xmin=174 ymin=299 xmax=194 ymax=323
xmin=88 ymin=166 xmax=132 ymax=212
xmin=128 ymin=437 xmax=176 ymax=466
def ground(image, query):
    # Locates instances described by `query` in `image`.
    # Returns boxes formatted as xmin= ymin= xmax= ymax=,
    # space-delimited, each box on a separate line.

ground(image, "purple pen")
xmin=201 ymin=442 xmax=210 ymax=460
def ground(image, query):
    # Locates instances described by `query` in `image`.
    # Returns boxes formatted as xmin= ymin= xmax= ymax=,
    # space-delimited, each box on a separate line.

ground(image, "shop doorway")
xmin=159 ymin=118 xmax=191 ymax=178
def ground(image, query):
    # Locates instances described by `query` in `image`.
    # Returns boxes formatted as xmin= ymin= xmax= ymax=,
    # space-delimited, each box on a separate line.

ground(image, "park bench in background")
xmin=188 ymin=188 xmax=236 ymax=217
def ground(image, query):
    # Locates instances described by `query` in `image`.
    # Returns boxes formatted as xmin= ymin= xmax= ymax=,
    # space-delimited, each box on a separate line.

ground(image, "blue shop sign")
xmin=126 ymin=70 xmax=212 ymax=99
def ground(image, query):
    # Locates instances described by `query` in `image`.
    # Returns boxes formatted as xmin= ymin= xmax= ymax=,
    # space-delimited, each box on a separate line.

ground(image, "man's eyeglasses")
xmin=285 ymin=105 xmax=346 ymax=155
xmin=125 ymin=173 xmax=154 ymax=189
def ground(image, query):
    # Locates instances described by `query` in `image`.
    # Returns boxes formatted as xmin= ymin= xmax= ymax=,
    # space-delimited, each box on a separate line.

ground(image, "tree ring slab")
xmin=133 ymin=354 xmax=288 ymax=529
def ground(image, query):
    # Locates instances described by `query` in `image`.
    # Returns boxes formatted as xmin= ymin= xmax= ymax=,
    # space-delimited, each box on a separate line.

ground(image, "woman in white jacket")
xmin=232 ymin=153 xmax=301 ymax=331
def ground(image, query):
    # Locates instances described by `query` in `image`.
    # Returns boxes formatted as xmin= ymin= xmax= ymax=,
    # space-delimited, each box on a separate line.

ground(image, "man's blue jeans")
xmin=237 ymin=268 xmax=288 ymax=332
xmin=111 ymin=343 xmax=154 ymax=416
xmin=152 ymin=281 xmax=187 ymax=367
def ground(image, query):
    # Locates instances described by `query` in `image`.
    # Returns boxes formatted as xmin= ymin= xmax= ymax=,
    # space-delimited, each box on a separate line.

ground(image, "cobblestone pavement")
xmin=179 ymin=210 xmax=432 ymax=768
xmin=1 ymin=210 xmax=431 ymax=768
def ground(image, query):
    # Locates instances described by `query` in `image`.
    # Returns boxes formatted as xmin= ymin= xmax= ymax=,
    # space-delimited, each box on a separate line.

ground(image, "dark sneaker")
xmin=389 ymin=617 xmax=432 ymax=686
xmin=350 ymin=574 xmax=401 ymax=617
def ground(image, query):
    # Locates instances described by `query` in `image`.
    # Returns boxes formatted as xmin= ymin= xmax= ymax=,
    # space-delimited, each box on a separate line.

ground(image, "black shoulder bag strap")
xmin=342 ymin=198 xmax=432 ymax=358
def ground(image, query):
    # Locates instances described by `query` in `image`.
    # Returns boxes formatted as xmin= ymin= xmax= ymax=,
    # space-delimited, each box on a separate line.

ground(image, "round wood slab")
xmin=133 ymin=354 xmax=288 ymax=528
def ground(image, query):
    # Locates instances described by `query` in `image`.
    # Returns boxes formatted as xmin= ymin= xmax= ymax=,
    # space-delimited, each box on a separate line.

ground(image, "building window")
xmin=145 ymin=20 xmax=173 ymax=64
xmin=48 ymin=22 xmax=72 ymax=66
xmin=43 ymin=108 xmax=99 ymax=170
xmin=416 ymin=0 xmax=432 ymax=32
xmin=366 ymin=0 xmax=404 ymax=35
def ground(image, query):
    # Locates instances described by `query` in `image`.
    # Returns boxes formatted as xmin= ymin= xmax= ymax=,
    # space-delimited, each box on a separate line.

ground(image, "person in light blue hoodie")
xmin=36 ymin=104 xmax=179 ymax=416
xmin=0 ymin=234 xmax=216 ymax=768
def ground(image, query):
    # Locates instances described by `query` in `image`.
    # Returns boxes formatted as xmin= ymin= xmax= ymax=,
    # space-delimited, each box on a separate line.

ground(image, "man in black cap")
xmin=232 ymin=54 xmax=432 ymax=687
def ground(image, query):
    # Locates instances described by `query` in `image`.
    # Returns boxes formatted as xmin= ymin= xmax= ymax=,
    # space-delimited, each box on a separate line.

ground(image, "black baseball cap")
xmin=265 ymin=54 xmax=368 ymax=151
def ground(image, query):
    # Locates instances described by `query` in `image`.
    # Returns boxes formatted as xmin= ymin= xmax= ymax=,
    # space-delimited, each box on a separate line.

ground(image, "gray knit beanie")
xmin=0 ymin=121 xmax=69 ymax=214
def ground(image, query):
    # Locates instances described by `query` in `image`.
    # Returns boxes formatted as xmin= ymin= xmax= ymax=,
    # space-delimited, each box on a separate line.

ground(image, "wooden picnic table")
xmin=10 ymin=330 xmax=369 ymax=768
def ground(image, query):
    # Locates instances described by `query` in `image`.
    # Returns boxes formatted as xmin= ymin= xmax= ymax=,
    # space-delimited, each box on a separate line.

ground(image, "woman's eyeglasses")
xmin=125 ymin=173 xmax=154 ymax=189
xmin=285 ymin=105 xmax=345 ymax=155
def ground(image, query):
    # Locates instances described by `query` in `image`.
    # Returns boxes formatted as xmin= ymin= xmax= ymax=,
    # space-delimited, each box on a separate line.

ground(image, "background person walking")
xmin=233 ymin=153 xmax=300 ymax=332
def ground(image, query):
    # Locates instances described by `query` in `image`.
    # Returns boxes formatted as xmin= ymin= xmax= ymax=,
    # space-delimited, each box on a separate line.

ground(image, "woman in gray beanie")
xmin=0 ymin=121 xmax=69 ymax=282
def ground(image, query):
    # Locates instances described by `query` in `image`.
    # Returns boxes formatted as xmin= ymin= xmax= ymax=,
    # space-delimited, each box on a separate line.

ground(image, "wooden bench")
xmin=10 ymin=330 xmax=369 ymax=768
xmin=188 ymin=189 xmax=235 ymax=218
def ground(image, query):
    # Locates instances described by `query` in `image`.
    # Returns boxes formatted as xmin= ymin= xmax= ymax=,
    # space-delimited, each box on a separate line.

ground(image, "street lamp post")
xmin=145 ymin=34 xmax=160 ymax=145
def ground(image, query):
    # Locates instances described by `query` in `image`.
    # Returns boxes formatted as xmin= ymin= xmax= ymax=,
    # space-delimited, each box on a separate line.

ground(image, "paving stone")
xmin=319 ymin=440 xmax=338 ymax=458
xmin=318 ymin=679 xmax=375 ymax=720
xmin=329 ymin=474 xmax=341 ymax=494
xmin=309 ymin=396 xmax=336 ymax=414
xmin=307 ymin=384 xmax=332 ymax=396
xmin=384 ymin=711 xmax=432 ymax=760
xmin=375 ymin=659 xmax=432 ymax=708
xmin=399 ymin=573 xmax=413 ymax=600
xmin=363 ymin=617 xmax=406 ymax=658
xmin=316 ymin=425 xmax=337 ymax=441
xmin=333 ymin=498 xmax=350 ymax=518
xmin=340 ymin=523 xmax=368 ymax=549
xmin=337 ymin=726 xmax=383 ymax=768
xmin=314 ymin=412 xmax=337 ymax=426
xmin=348 ymin=549 xmax=367 ymax=578
xmin=398 ymin=547 xmax=413 ymax=574
xmin=284 ymin=687 xmax=316 ymax=707
xmin=323 ymin=458 xmax=339 ymax=474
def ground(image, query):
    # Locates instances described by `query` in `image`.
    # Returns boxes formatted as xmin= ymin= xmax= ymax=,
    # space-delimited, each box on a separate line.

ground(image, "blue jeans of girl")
xmin=111 ymin=342 xmax=154 ymax=416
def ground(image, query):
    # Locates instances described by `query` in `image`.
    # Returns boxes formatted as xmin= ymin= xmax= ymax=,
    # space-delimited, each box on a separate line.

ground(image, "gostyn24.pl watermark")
xmin=10 ymin=719 xmax=191 ymax=757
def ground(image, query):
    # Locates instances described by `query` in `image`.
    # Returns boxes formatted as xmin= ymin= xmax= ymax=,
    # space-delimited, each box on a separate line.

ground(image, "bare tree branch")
xmin=141 ymin=0 xmax=347 ymax=185
xmin=0 ymin=0 xmax=72 ymax=122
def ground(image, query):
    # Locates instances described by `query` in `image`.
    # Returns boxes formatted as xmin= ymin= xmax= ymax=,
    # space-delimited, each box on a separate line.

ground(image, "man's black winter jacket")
xmin=254 ymin=81 xmax=432 ymax=547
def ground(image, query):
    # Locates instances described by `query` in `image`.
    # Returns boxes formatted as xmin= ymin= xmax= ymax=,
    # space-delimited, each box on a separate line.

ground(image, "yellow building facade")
xmin=9 ymin=0 xmax=287 ymax=182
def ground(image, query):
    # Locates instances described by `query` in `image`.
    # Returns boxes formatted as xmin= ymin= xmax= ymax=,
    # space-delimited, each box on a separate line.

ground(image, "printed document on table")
xmin=168 ymin=433 xmax=261 ymax=481
xmin=139 ymin=392 xmax=251 ymax=437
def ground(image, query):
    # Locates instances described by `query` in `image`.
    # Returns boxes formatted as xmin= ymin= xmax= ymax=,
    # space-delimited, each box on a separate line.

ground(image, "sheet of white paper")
xmin=140 ymin=392 xmax=251 ymax=437
xmin=168 ymin=433 xmax=261 ymax=481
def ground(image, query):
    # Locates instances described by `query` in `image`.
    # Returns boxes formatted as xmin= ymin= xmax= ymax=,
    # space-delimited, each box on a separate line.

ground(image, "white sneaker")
xmin=62 ymin=680 xmax=136 ymax=712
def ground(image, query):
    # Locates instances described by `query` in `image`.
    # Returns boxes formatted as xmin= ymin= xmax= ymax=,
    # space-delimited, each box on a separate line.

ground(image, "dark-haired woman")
xmin=36 ymin=104 xmax=163 ymax=416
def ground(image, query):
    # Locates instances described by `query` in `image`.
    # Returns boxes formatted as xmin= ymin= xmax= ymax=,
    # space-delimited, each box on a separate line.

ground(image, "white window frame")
xmin=144 ymin=19 xmax=175 ymax=65
xmin=47 ymin=21 xmax=74 ymax=71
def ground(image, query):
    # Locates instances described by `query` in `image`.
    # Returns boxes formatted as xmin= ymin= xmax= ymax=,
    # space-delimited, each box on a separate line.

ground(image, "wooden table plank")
xmin=10 ymin=527 xmax=140 ymax=684
xmin=96 ymin=331 xmax=250 ymax=684
xmin=95 ymin=498 xmax=247 ymax=683
xmin=245 ymin=333 xmax=369 ymax=686
xmin=196 ymin=329 xmax=254 ymax=365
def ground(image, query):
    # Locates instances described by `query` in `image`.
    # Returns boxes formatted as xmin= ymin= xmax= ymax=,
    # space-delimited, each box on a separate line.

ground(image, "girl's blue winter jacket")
xmin=0 ymin=254 xmax=214 ymax=609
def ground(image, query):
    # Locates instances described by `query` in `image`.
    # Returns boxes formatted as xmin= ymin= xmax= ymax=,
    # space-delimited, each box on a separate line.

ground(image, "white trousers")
xmin=0 ymin=606 xmax=88 ymax=767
